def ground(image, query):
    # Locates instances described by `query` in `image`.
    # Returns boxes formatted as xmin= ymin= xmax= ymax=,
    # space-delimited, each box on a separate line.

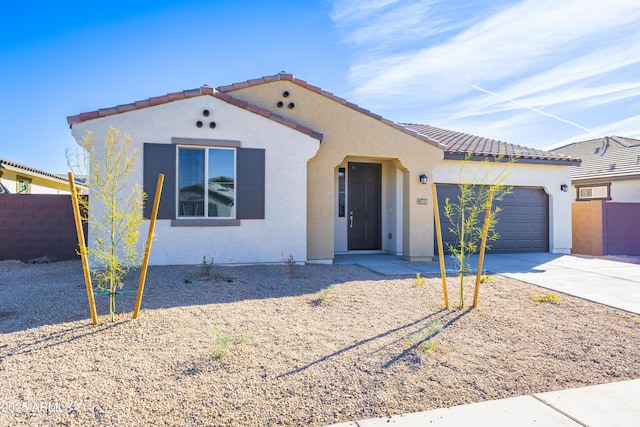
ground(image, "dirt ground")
xmin=1 ymin=260 xmax=639 ymax=426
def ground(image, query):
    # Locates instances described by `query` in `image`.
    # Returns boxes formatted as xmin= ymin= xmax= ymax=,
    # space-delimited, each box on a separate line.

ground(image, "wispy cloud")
xmin=331 ymin=0 xmax=640 ymax=146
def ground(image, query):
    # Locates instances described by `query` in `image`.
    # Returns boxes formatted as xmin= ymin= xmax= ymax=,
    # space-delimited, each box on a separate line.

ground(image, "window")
xmin=17 ymin=176 xmax=31 ymax=194
xmin=143 ymin=141 xmax=265 ymax=223
xmin=338 ymin=167 xmax=345 ymax=217
xmin=576 ymin=184 xmax=610 ymax=201
xmin=178 ymin=147 xmax=235 ymax=218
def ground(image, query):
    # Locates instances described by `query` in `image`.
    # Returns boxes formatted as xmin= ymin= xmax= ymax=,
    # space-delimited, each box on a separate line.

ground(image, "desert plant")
xmin=414 ymin=273 xmax=426 ymax=287
xmin=404 ymin=319 xmax=443 ymax=354
xmin=480 ymin=275 xmax=493 ymax=283
xmin=202 ymin=256 xmax=214 ymax=277
xmin=443 ymin=153 xmax=515 ymax=307
xmin=211 ymin=328 xmax=252 ymax=360
xmin=312 ymin=284 xmax=337 ymax=304
xmin=68 ymin=127 xmax=146 ymax=322
xmin=282 ymin=253 xmax=295 ymax=279
xmin=531 ymin=291 xmax=561 ymax=304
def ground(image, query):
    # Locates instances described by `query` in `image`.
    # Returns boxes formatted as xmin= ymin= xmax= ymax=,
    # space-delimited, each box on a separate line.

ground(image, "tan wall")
xmin=571 ymin=200 xmax=603 ymax=256
xmin=0 ymin=169 xmax=75 ymax=194
xmin=230 ymin=81 xmax=443 ymax=261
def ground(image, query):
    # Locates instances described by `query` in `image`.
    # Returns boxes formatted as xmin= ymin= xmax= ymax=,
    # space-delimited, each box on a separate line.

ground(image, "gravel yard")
xmin=1 ymin=259 xmax=639 ymax=426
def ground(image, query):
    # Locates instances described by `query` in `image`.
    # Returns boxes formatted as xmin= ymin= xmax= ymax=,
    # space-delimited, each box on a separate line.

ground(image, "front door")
xmin=348 ymin=162 xmax=381 ymax=250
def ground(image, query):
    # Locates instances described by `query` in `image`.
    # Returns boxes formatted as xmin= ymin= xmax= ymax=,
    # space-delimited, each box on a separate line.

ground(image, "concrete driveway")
xmin=476 ymin=253 xmax=640 ymax=315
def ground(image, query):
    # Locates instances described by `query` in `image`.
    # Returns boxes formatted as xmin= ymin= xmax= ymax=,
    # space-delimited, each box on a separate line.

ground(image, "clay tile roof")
xmin=66 ymin=86 xmax=323 ymax=142
xmin=401 ymin=123 xmax=580 ymax=164
xmin=217 ymin=72 xmax=444 ymax=150
xmin=0 ymin=157 xmax=85 ymax=185
xmin=553 ymin=136 xmax=640 ymax=179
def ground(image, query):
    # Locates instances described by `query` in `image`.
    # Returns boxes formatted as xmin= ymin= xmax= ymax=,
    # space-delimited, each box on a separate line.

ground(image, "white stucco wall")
xmin=70 ymin=95 xmax=320 ymax=265
xmin=434 ymin=159 xmax=574 ymax=254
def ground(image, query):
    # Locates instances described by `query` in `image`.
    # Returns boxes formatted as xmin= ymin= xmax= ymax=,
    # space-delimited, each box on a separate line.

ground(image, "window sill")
xmin=171 ymin=219 xmax=241 ymax=227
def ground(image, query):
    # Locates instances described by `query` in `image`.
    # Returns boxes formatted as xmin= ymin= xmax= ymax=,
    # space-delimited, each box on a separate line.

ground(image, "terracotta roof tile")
xmin=218 ymin=73 xmax=444 ymax=150
xmin=116 ymin=103 xmax=136 ymax=113
xmin=401 ymin=123 xmax=579 ymax=164
xmin=66 ymin=85 xmax=323 ymax=142
xmin=134 ymin=100 xmax=150 ymax=109
xmin=167 ymin=91 xmax=185 ymax=101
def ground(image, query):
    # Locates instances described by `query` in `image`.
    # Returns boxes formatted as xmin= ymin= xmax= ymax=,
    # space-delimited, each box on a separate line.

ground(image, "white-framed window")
xmin=17 ymin=176 xmax=31 ymax=194
xmin=576 ymin=184 xmax=610 ymax=201
xmin=177 ymin=146 xmax=236 ymax=218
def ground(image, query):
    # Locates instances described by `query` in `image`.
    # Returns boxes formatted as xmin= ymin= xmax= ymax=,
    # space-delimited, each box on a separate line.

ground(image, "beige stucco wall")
xmin=434 ymin=160 xmax=574 ymax=254
xmin=229 ymin=81 xmax=443 ymax=262
xmin=0 ymin=169 xmax=75 ymax=194
xmin=70 ymin=95 xmax=320 ymax=265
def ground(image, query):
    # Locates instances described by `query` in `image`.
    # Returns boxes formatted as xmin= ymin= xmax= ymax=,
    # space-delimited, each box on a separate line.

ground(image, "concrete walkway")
xmin=330 ymin=252 xmax=640 ymax=426
xmin=327 ymin=378 xmax=640 ymax=426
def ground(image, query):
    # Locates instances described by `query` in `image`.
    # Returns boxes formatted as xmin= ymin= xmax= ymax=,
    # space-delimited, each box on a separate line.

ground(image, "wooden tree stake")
xmin=473 ymin=187 xmax=494 ymax=307
xmin=431 ymin=183 xmax=449 ymax=309
xmin=68 ymin=172 xmax=98 ymax=324
xmin=133 ymin=174 xmax=164 ymax=319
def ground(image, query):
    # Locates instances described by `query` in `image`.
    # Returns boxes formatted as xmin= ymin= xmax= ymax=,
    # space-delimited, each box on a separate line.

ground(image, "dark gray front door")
xmin=348 ymin=163 xmax=381 ymax=250
xmin=435 ymin=184 xmax=549 ymax=253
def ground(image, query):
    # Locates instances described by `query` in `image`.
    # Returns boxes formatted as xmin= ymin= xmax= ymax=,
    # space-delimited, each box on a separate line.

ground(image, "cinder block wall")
xmin=0 ymin=195 xmax=84 ymax=262
xmin=603 ymin=202 xmax=640 ymax=256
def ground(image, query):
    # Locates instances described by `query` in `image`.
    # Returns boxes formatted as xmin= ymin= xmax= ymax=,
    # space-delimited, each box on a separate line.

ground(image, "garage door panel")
xmin=435 ymin=184 xmax=549 ymax=254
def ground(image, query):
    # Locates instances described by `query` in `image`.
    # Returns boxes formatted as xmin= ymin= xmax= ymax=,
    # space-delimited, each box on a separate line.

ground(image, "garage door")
xmin=435 ymin=184 xmax=549 ymax=254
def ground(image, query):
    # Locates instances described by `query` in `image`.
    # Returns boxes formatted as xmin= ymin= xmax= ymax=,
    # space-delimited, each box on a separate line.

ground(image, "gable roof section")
xmin=0 ymin=157 xmax=83 ymax=185
xmin=66 ymin=72 xmax=579 ymax=165
xmin=217 ymin=73 xmax=446 ymax=150
xmin=66 ymin=85 xmax=323 ymax=142
xmin=401 ymin=123 xmax=580 ymax=165
xmin=553 ymin=136 xmax=640 ymax=180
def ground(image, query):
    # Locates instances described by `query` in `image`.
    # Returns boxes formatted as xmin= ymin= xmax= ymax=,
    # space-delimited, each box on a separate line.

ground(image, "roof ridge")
xmin=218 ymin=73 xmax=445 ymax=150
xmin=0 ymin=157 xmax=77 ymax=183
xmin=66 ymin=85 xmax=323 ymax=142
xmin=400 ymin=123 xmax=580 ymax=163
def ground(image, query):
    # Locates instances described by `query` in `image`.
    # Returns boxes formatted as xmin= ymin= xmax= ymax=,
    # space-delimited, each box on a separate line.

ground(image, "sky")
xmin=1 ymin=0 xmax=639 ymax=174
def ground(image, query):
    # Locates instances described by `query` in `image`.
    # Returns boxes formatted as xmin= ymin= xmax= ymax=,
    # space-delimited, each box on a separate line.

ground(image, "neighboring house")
xmin=553 ymin=136 xmax=640 ymax=202
xmin=67 ymin=73 xmax=579 ymax=266
xmin=553 ymin=136 xmax=640 ymax=256
xmin=0 ymin=157 xmax=87 ymax=194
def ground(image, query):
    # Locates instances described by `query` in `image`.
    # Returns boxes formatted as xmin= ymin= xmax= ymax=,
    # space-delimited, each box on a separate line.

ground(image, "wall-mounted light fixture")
xmin=419 ymin=173 xmax=428 ymax=184
xmin=560 ymin=184 xmax=569 ymax=192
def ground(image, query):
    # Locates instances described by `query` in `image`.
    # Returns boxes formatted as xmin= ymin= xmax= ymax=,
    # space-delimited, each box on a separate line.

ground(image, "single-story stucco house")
xmin=553 ymin=136 xmax=640 ymax=203
xmin=67 ymin=73 xmax=580 ymax=266
xmin=553 ymin=136 xmax=640 ymax=257
xmin=0 ymin=157 xmax=87 ymax=194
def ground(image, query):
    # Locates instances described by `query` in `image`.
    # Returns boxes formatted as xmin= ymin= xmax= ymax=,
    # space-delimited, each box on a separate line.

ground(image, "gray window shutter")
xmin=236 ymin=148 xmax=265 ymax=219
xmin=143 ymin=143 xmax=176 ymax=219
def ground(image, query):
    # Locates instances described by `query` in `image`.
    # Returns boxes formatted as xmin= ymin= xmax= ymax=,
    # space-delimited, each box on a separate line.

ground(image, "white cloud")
xmin=332 ymin=0 xmax=640 ymax=147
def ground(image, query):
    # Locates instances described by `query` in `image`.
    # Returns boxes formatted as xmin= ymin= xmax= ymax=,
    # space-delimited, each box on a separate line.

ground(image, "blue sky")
xmin=2 ymin=0 xmax=639 ymax=173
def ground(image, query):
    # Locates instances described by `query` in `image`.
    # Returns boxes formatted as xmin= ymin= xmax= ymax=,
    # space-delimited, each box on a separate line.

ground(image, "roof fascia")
xmin=443 ymin=152 xmax=581 ymax=166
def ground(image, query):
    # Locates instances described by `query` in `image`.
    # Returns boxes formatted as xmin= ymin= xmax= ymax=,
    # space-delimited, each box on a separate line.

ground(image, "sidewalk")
xmin=331 ymin=252 xmax=640 ymax=426
xmin=327 ymin=378 xmax=640 ymax=426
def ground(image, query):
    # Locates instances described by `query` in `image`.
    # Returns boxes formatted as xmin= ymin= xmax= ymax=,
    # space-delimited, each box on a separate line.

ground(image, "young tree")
xmin=69 ymin=127 xmax=146 ymax=321
xmin=443 ymin=154 xmax=515 ymax=307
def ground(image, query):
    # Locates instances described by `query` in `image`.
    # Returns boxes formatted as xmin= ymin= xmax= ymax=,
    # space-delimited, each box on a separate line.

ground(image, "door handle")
xmin=349 ymin=211 xmax=353 ymax=228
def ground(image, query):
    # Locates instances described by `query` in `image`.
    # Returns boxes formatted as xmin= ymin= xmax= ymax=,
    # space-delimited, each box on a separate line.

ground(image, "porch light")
xmin=560 ymin=184 xmax=568 ymax=192
xmin=419 ymin=173 xmax=428 ymax=184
